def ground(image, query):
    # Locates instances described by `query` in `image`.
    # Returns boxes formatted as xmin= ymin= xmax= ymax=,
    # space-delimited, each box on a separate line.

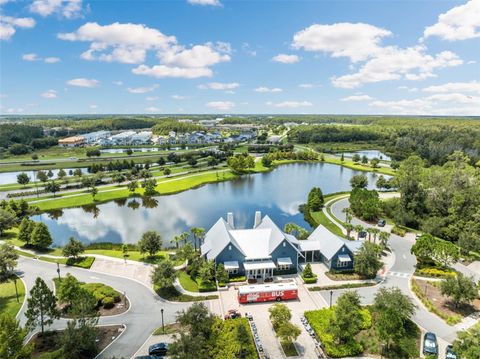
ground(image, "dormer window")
xmin=283 ymin=241 xmax=286 ymax=247
xmin=229 ymin=245 xmax=232 ymax=250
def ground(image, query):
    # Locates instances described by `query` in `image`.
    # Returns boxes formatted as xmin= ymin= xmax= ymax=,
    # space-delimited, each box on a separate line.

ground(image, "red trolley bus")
xmin=238 ymin=282 xmax=298 ymax=304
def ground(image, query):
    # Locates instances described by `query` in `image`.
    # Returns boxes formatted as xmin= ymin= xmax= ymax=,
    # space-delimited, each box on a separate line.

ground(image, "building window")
xmin=228 ymin=245 xmax=232 ymax=250
xmin=227 ymin=268 xmax=238 ymax=274
xmin=278 ymin=264 xmax=290 ymax=271
xmin=283 ymin=241 xmax=286 ymax=247
xmin=336 ymin=259 xmax=349 ymax=268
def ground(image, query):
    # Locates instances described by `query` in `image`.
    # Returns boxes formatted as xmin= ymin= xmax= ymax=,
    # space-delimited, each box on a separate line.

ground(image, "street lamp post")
xmin=13 ymin=277 xmax=19 ymax=303
xmin=161 ymin=308 xmax=165 ymax=333
xmin=329 ymin=290 xmax=333 ymax=308
xmin=56 ymin=262 xmax=61 ymax=280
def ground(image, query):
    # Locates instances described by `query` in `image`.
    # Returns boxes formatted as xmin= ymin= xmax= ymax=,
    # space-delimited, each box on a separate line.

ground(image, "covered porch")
xmin=244 ymin=260 xmax=276 ymax=280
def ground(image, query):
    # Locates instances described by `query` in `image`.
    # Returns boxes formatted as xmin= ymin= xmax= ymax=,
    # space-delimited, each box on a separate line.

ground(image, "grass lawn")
xmin=153 ymin=322 xmax=183 ymax=335
xmin=280 ymin=341 xmax=298 ymax=357
xmin=0 ymin=276 xmax=26 ymax=317
xmin=178 ymin=271 xmax=199 ymax=292
xmin=154 ymin=285 xmax=218 ymax=302
xmin=310 ymin=192 xmax=349 ymax=238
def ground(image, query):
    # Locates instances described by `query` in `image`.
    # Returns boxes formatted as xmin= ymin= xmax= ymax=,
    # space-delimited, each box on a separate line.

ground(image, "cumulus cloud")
xmin=145 ymin=106 xmax=161 ymax=112
xmin=254 ymin=87 xmax=282 ymax=93
xmin=30 ymin=0 xmax=83 ymax=19
xmin=272 ymin=54 xmax=300 ymax=64
xmin=22 ymin=53 xmax=40 ymax=61
xmin=127 ymin=84 xmax=158 ymax=93
xmin=205 ymin=101 xmax=235 ymax=110
xmin=67 ymin=78 xmax=99 ymax=87
xmin=171 ymin=95 xmax=185 ymax=100
xmin=90 ymin=104 xmax=98 ymax=109
xmin=299 ymin=83 xmax=315 ymax=88
xmin=341 ymin=95 xmax=373 ymax=101
xmin=59 ymin=22 xmax=230 ymax=79
xmin=112 ymin=81 xmax=123 ymax=86
xmin=146 ymin=96 xmax=160 ymax=101
xmin=41 ymin=89 xmax=57 ymax=98
xmin=266 ymin=101 xmax=312 ymax=108
xmin=44 ymin=57 xmax=60 ymax=63
xmin=423 ymin=0 xmax=480 ymax=41
xmin=0 ymin=16 xmax=35 ymax=41
xmin=422 ymin=81 xmax=480 ymax=94
xmin=187 ymin=0 xmax=221 ymax=6
xmin=198 ymin=82 xmax=239 ymax=90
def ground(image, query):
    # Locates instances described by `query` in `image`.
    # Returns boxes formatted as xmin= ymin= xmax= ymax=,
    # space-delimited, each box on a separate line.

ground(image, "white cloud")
xmin=422 ymin=81 xmax=480 ymax=94
xmin=41 ymin=89 xmax=57 ymax=98
xmin=171 ymin=95 xmax=185 ymax=100
xmin=132 ymin=65 xmax=213 ymax=79
xmin=198 ymin=82 xmax=239 ymax=90
xmin=90 ymin=104 xmax=98 ymax=109
xmin=67 ymin=78 xmax=99 ymax=87
xmin=0 ymin=16 xmax=35 ymax=41
xmin=467 ymin=60 xmax=477 ymax=64
xmin=254 ymin=86 xmax=282 ymax=93
xmin=369 ymin=99 xmax=432 ymax=114
xmin=299 ymin=83 xmax=315 ymax=88
xmin=145 ymin=106 xmax=161 ymax=112
xmin=266 ymin=101 xmax=313 ymax=108
xmin=59 ymin=22 xmax=230 ymax=79
xmin=112 ymin=80 xmax=123 ymax=86
xmin=205 ymin=101 xmax=235 ymax=110
xmin=426 ymin=93 xmax=480 ymax=104
xmin=44 ymin=57 xmax=60 ymax=63
xmin=423 ymin=0 xmax=480 ymax=41
xmin=146 ymin=96 xmax=160 ymax=101
xmin=241 ymin=42 xmax=257 ymax=57
xmin=332 ymin=46 xmax=462 ymax=88
xmin=272 ymin=54 xmax=300 ymax=64
xmin=127 ymin=84 xmax=158 ymax=93
xmin=30 ymin=0 xmax=83 ymax=19
xmin=187 ymin=0 xmax=221 ymax=6
xmin=341 ymin=95 xmax=373 ymax=101
xmin=22 ymin=53 xmax=40 ymax=61
xmin=293 ymin=22 xmax=391 ymax=62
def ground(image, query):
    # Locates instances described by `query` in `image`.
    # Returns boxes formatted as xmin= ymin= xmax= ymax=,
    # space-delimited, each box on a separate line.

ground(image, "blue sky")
xmin=1 ymin=0 xmax=479 ymax=115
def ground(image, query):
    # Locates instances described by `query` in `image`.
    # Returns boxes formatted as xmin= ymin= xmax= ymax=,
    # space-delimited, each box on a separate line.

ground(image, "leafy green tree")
xmin=57 ymin=169 xmax=67 ymax=180
xmin=350 ymin=174 xmax=368 ymax=189
xmin=57 ymin=273 xmax=82 ymax=308
xmin=0 ymin=314 xmax=32 ymax=359
xmin=45 ymin=180 xmax=60 ymax=197
xmin=330 ymin=291 xmax=363 ymax=344
xmin=138 ymin=230 xmax=162 ymax=257
xmin=151 ymin=260 xmax=177 ymax=288
xmin=379 ymin=231 xmax=391 ymax=249
xmin=16 ymin=173 xmax=30 ymax=187
xmin=0 ymin=243 xmax=18 ymax=281
xmin=30 ymin=222 xmax=53 ymax=249
xmin=0 ymin=209 xmax=16 ymax=236
xmin=37 ymin=170 xmax=48 ymax=183
xmin=26 ymin=277 xmax=59 ymax=334
xmin=373 ymin=287 xmax=416 ymax=351
xmin=18 ymin=217 xmax=35 ymax=245
xmin=349 ymin=188 xmax=380 ymax=220
xmin=340 ymin=153 xmax=345 ymax=162
xmin=127 ymin=180 xmax=138 ymax=194
xmin=370 ymin=158 xmax=380 ymax=168
xmin=411 ymin=235 xmax=459 ymax=267
xmin=122 ymin=244 xmax=129 ymax=262
xmin=198 ymin=260 xmax=215 ymax=284
xmin=216 ymin=263 xmax=229 ymax=284
xmin=352 ymin=154 xmax=361 ymax=163
xmin=269 ymin=303 xmax=292 ymax=331
xmin=47 ymin=170 xmax=54 ymax=179
xmin=307 ymin=187 xmax=324 ymax=211
xmin=302 ymin=263 xmax=314 ymax=278
xmin=440 ymin=273 xmax=478 ymax=308
xmin=176 ymin=302 xmax=215 ymax=339
xmin=164 ymin=168 xmax=171 ymax=176
xmin=62 ymin=237 xmax=85 ymax=259
xmin=90 ymin=186 xmax=98 ymax=200
xmin=354 ymin=242 xmax=383 ymax=278
xmin=261 ymin=155 xmax=272 ymax=167
xmin=361 ymin=155 xmax=368 ymax=164
xmin=453 ymin=321 xmax=480 ymax=359
xmin=177 ymin=242 xmax=195 ymax=262
xmin=73 ymin=168 xmax=83 ymax=178
xmin=143 ymin=178 xmax=157 ymax=196
xmin=277 ymin=321 xmax=301 ymax=344
xmin=227 ymin=154 xmax=255 ymax=173
xmin=283 ymin=222 xmax=309 ymax=240
xmin=190 ymin=227 xmax=205 ymax=251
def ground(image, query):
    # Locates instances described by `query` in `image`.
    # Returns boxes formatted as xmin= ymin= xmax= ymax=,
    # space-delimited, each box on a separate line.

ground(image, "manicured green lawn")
xmin=178 ymin=271 xmax=199 ymax=292
xmin=154 ymin=285 xmax=218 ymax=302
xmin=0 ymin=276 xmax=26 ymax=317
xmin=280 ymin=341 xmax=298 ymax=357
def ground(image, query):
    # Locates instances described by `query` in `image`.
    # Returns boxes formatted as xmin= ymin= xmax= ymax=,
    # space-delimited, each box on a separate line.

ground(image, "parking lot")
xmin=218 ymin=278 xmax=327 ymax=358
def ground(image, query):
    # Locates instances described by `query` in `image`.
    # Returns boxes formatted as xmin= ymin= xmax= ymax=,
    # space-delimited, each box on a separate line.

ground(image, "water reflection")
xmin=34 ymin=163 xmax=388 ymax=247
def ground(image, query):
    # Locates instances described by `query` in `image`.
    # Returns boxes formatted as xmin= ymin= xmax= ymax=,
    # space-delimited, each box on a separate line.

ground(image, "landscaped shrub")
xmin=83 ymin=282 xmax=121 ymax=307
xmin=102 ymin=296 xmax=115 ymax=309
xmin=309 ymin=282 xmax=376 ymax=291
xmin=228 ymin=274 xmax=246 ymax=282
xmin=302 ymin=275 xmax=318 ymax=284
xmin=391 ymin=226 xmax=406 ymax=237
xmin=416 ymin=267 xmax=457 ymax=279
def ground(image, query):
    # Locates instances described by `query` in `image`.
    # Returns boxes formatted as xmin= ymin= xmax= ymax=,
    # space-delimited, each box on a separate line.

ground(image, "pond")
xmin=0 ymin=168 xmax=89 ymax=185
xmin=337 ymin=150 xmax=391 ymax=161
xmin=34 ymin=163 xmax=387 ymax=247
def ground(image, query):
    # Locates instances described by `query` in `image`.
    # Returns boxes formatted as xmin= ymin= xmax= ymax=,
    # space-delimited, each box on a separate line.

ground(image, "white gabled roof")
xmin=307 ymin=225 xmax=345 ymax=260
xmin=255 ymin=215 xmax=286 ymax=252
xmin=229 ymin=228 xmax=271 ymax=259
xmin=201 ymin=217 xmax=245 ymax=260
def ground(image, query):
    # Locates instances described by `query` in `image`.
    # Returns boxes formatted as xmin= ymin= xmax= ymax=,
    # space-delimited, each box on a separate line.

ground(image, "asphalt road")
xmin=318 ymin=197 xmax=459 ymax=345
xmin=16 ymin=256 xmax=190 ymax=358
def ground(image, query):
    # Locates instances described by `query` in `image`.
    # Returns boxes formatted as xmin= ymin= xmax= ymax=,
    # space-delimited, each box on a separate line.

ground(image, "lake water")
xmin=34 ymin=163 xmax=386 ymax=247
xmin=338 ymin=150 xmax=391 ymax=161
xmin=0 ymin=168 xmax=89 ymax=185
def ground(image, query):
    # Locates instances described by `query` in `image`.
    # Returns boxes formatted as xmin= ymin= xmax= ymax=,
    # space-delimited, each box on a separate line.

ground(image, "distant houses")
xmin=200 ymin=211 xmax=361 ymax=280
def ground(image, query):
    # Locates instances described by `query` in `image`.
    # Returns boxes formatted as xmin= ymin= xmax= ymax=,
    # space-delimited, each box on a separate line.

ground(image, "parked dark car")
xmin=148 ymin=343 xmax=168 ymax=356
xmin=423 ymin=332 xmax=438 ymax=356
xmin=377 ymin=219 xmax=386 ymax=227
xmin=445 ymin=345 xmax=457 ymax=359
xmin=359 ymin=230 xmax=367 ymax=238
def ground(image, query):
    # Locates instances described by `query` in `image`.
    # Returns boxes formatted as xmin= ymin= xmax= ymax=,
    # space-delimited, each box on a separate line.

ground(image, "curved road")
xmin=16 ymin=256 xmax=190 ymax=358
xmin=318 ymin=197 xmax=459 ymax=344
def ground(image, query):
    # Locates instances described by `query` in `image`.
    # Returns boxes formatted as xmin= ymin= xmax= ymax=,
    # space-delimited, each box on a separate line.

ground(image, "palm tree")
xmin=180 ymin=232 xmax=190 ymax=246
xmin=366 ymin=227 xmax=375 ymax=242
xmin=172 ymin=235 xmax=182 ymax=249
xmin=190 ymin=227 xmax=205 ymax=251
xmin=379 ymin=231 xmax=391 ymax=249
xmin=342 ymin=207 xmax=353 ymax=223
xmin=345 ymin=223 xmax=354 ymax=239
xmin=371 ymin=228 xmax=381 ymax=243
xmin=354 ymin=224 xmax=364 ymax=241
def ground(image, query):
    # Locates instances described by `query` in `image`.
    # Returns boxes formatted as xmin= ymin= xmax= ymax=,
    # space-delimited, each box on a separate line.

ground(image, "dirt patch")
xmin=30 ymin=325 xmax=124 ymax=358
xmin=415 ymin=279 xmax=480 ymax=317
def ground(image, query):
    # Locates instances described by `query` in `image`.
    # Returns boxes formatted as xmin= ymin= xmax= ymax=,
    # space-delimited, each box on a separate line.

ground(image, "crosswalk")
xmin=386 ymin=271 xmax=411 ymax=278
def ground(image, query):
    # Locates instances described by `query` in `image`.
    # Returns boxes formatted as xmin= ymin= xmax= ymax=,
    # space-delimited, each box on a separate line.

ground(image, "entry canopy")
xmin=224 ymin=261 xmax=239 ymax=270
xmin=243 ymin=260 xmax=276 ymax=270
xmin=277 ymin=257 xmax=293 ymax=266
xmin=337 ymin=254 xmax=352 ymax=262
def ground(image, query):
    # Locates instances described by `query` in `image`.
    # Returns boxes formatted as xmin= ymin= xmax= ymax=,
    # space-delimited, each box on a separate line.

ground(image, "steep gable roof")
xmin=255 ymin=215 xmax=287 ymax=253
xmin=307 ymin=225 xmax=345 ymax=260
xmin=201 ymin=217 xmax=245 ymax=260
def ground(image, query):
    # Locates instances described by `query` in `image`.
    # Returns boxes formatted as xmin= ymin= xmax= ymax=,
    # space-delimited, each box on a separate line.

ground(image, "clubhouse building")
xmin=200 ymin=211 xmax=361 ymax=280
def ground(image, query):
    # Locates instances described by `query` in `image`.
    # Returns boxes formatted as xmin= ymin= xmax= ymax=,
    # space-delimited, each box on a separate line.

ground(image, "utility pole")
xmin=56 ymin=262 xmax=61 ymax=280
xmin=161 ymin=308 xmax=164 ymax=333
xmin=329 ymin=290 xmax=333 ymax=308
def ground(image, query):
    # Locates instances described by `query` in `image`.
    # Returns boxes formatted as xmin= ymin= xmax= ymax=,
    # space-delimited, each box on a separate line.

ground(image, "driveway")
xmin=16 ymin=256 xmax=192 ymax=358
